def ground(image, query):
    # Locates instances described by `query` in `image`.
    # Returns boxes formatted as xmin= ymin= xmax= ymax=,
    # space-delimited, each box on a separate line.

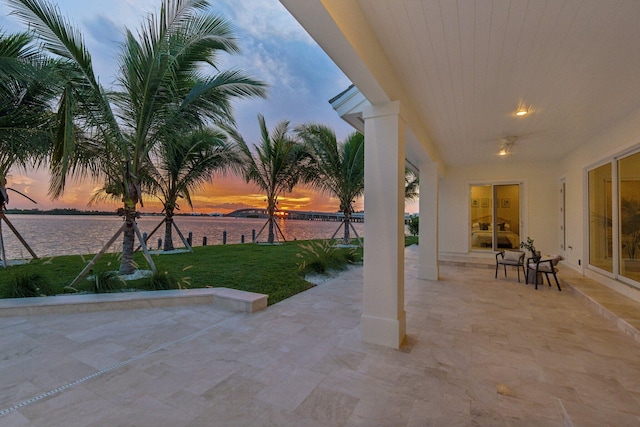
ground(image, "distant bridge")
xmin=225 ymin=208 xmax=364 ymax=222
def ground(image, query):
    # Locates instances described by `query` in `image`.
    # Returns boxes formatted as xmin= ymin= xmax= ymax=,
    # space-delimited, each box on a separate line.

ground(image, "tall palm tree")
xmin=8 ymin=0 xmax=266 ymax=274
xmin=297 ymin=124 xmax=364 ymax=245
xmin=234 ymin=115 xmax=313 ymax=244
xmin=0 ymin=30 xmax=59 ymax=205
xmin=149 ymin=127 xmax=241 ymax=251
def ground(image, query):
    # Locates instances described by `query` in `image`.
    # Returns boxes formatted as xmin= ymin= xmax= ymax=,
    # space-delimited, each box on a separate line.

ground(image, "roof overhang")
xmin=281 ymin=0 xmax=640 ymax=169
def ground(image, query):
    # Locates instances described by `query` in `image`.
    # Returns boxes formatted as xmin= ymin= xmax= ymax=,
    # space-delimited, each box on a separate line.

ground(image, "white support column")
xmin=418 ymin=161 xmax=439 ymax=280
xmin=361 ymin=101 xmax=406 ymax=349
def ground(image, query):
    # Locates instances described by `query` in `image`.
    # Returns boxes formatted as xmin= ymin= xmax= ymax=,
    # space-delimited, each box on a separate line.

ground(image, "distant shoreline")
xmin=2 ymin=208 xmax=169 ymax=216
xmin=4 ymin=208 xmax=116 ymax=216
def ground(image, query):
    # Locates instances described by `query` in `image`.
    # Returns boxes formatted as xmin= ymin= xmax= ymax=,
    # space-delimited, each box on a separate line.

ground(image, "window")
xmin=470 ymin=184 xmax=520 ymax=251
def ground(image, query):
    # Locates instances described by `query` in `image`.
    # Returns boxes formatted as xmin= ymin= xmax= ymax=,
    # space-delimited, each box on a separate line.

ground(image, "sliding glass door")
xmin=470 ymin=184 xmax=521 ymax=251
xmin=588 ymin=150 xmax=640 ymax=287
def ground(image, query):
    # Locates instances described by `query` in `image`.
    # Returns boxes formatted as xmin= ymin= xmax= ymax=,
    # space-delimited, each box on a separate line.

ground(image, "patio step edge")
xmin=0 ymin=287 xmax=268 ymax=317
xmin=562 ymin=278 xmax=640 ymax=345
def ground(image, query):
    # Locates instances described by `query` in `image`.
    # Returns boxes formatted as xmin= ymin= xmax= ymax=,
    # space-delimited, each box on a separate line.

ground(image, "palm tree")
xmin=234 ymin=115 xmax=313 ymax=243
xmin=8 ymin=0 xmax=266 ymax=274
xmin=0 ymin=30 xmax=59 ymax=205
xmin=296 ymin=124 xmax=364 ymax=245
xmin=0 ymin=30 xmax=63 ymax=265
xmin=149 ymin=127 xmax=242 ymax=251
xmin=405 ymin=168 xmax=419 ymax=201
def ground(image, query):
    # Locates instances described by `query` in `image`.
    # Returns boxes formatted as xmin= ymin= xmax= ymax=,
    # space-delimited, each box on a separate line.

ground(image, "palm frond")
xmin=8 ymin=0 xmax=98 ymax=89
xmin=297 ymin=124 xmax=364 ymax=214
xmin=405 ymin=168 xmax=419 ymax=201
xmin=236 ymin=114 xmax=312 ymax=206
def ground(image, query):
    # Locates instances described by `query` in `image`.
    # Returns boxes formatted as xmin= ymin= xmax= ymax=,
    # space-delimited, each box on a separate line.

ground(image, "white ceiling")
xmin=282 ymin=0 xmax=640 ymax=168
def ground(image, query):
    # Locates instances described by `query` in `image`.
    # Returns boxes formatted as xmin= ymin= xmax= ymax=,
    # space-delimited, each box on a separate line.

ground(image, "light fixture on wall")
xmin=515 ymin=108 xmax=529 ymax=116
xmin=498 ymin=136 xmax=518 ymax=156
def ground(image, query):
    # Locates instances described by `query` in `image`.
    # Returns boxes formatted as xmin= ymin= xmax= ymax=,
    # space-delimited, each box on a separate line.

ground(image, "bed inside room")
xmin=471 ymin=216 xmax=520 ymax=249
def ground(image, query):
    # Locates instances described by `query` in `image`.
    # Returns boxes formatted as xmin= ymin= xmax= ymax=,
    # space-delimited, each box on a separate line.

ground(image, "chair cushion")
xmin=528 ymin=263 xmax=555 ymax=272
xmin=503 ymin=251 xmax=523 ymax=262
xmin=547 ymin=254 xmax=563 ymax=266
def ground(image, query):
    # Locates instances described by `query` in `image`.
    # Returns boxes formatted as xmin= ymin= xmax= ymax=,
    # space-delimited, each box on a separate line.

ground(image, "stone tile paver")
xmin=1 ymin=246 xmax=640 ymax=425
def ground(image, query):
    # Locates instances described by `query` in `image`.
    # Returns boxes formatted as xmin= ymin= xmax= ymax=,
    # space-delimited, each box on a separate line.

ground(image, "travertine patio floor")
xmin=2 ymin=245 xmax=640 ymax=426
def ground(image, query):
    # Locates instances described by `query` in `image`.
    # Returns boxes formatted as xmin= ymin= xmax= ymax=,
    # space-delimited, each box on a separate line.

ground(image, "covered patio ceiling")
xmin=281 ymin=0 xmax=640 ymax=169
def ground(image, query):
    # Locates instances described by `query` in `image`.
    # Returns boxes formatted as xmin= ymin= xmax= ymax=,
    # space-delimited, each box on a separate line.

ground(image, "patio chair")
xmin=526 ymin=255 xmax=562 ymax=291
xmin=495 ymin=250 xmax=526 ymax=282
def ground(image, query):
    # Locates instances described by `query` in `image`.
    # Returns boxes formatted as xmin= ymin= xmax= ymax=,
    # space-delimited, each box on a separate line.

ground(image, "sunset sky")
xmin=1 ymin=0 xmax=417 ymax=214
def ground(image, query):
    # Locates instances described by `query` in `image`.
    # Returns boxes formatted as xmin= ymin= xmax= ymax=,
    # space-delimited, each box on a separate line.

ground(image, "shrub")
xmin=297 ymin=240 xmax=360 ymax=274
xmin=4 ymin=273 xmax=51 ymax=298
xmin=145 ymin=270 xmax=179 ymax=290
xmin=90 ymin=270 xmax=125 ymax=294
xmin=407 ymin=215 xmax=419 ymax=236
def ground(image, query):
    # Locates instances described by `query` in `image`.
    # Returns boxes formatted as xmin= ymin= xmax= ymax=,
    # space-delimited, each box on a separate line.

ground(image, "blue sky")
xmin=1 ymin=0 xmax=354 ymax=142
xmin=1 ymin=0 xmax=362 ymax=212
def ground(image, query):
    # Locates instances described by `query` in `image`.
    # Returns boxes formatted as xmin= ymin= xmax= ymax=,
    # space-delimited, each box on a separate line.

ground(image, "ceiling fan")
xmin=498 ymin=135 xmax=518 ymax=156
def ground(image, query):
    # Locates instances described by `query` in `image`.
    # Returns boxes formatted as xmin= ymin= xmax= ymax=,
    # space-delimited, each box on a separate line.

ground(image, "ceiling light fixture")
xmin=515 ymin=108 xmax=528 ymax=116
xmin=498 ymin=136 xmax=518 ymax=156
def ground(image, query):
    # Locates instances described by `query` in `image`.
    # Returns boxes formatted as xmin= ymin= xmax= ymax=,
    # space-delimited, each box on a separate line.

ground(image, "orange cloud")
xmin=6 ymin=167 xmax=372 ymax=214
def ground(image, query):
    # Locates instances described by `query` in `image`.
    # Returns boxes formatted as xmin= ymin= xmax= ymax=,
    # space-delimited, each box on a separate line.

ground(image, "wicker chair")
xmin=495 ymin=250 xmax=526 ymax=282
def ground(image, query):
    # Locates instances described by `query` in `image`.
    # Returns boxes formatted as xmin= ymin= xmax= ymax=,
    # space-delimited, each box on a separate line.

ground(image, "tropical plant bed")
xmin=0 ymin=241 xmax=343 ymax=305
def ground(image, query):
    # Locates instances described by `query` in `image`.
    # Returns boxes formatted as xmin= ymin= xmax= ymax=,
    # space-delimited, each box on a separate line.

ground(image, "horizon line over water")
xmin=3 ymin=207 xmax=367 ymax=217
xmin=0 ymin=214 xmax=365 ymax=259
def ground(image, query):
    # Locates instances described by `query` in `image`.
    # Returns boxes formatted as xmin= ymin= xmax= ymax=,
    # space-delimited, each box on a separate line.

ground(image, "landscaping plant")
xmin=3 ymin=273 xmax=50 ymax=298
xmin=296 ymin=240 xmax=361 ymax=274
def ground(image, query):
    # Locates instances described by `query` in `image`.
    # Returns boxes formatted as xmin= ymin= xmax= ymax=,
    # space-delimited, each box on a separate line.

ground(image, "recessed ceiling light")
xmin=515 ymin=109 xmax=528 ymax=116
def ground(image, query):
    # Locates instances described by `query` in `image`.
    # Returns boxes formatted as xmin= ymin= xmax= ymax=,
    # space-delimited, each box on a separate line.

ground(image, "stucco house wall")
xmin=559 ymin=108 xmax=640 ymax=300
xmin=438 ymin=161 xmax=560 ymax=258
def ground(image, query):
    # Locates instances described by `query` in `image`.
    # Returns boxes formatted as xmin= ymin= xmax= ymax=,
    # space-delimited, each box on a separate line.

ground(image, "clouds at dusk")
xmin=1 ymin=0 xmax=360 ymax=213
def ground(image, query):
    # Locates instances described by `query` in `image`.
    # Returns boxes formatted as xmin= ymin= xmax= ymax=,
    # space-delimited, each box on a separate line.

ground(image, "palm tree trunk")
xmin=163 ymin=211 xmax=174 ymax=251
xmin=267 ymin=198 xmax=276 ymax=243
xmin=268 ymin=216 xmax=275 ymax=244
xmin=119 ymin=206 xmax=137 ymax=275
xmin=343 ymin=214 xmax=351 ymax=245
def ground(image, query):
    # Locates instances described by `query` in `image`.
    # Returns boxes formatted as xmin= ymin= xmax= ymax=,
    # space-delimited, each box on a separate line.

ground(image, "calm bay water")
xmin=0 ymin=214 xmax=364 ymax=259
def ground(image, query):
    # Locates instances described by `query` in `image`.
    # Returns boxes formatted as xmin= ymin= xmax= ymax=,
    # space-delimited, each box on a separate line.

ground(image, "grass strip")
xmin=0 ymin=237 xmax=416 ymax=305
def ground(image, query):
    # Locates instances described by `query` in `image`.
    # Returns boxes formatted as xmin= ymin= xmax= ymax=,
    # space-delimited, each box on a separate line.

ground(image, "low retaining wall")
xmin=0 ymin=287 xmax=268 ymax=317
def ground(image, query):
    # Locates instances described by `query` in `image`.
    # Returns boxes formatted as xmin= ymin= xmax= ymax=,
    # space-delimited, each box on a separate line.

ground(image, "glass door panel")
xmin=470 ymin=184 xmax=520 ymax=251
xmin=588 ymin=163 xmax=613 ymax=272
xmin=619 ymin=152 xmax=640 ymax=282
xmin=470 ymin=185 xmax=492 ymax=250
xmin=494 ymin=184 xmax=520 ymax=249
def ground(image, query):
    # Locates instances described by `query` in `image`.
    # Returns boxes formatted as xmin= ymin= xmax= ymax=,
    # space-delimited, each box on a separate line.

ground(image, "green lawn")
xmin=0 ymin=236 xmax=416 ymax=304
xmin=405 ymin=235 xmax=419 ymax=246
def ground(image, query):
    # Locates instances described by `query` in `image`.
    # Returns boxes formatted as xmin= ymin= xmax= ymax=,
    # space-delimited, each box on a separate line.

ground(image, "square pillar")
xmin=361 ymin=101 xmax=406 ymax=349
xmin=418 ymin=161 xmax=439 ymax=280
